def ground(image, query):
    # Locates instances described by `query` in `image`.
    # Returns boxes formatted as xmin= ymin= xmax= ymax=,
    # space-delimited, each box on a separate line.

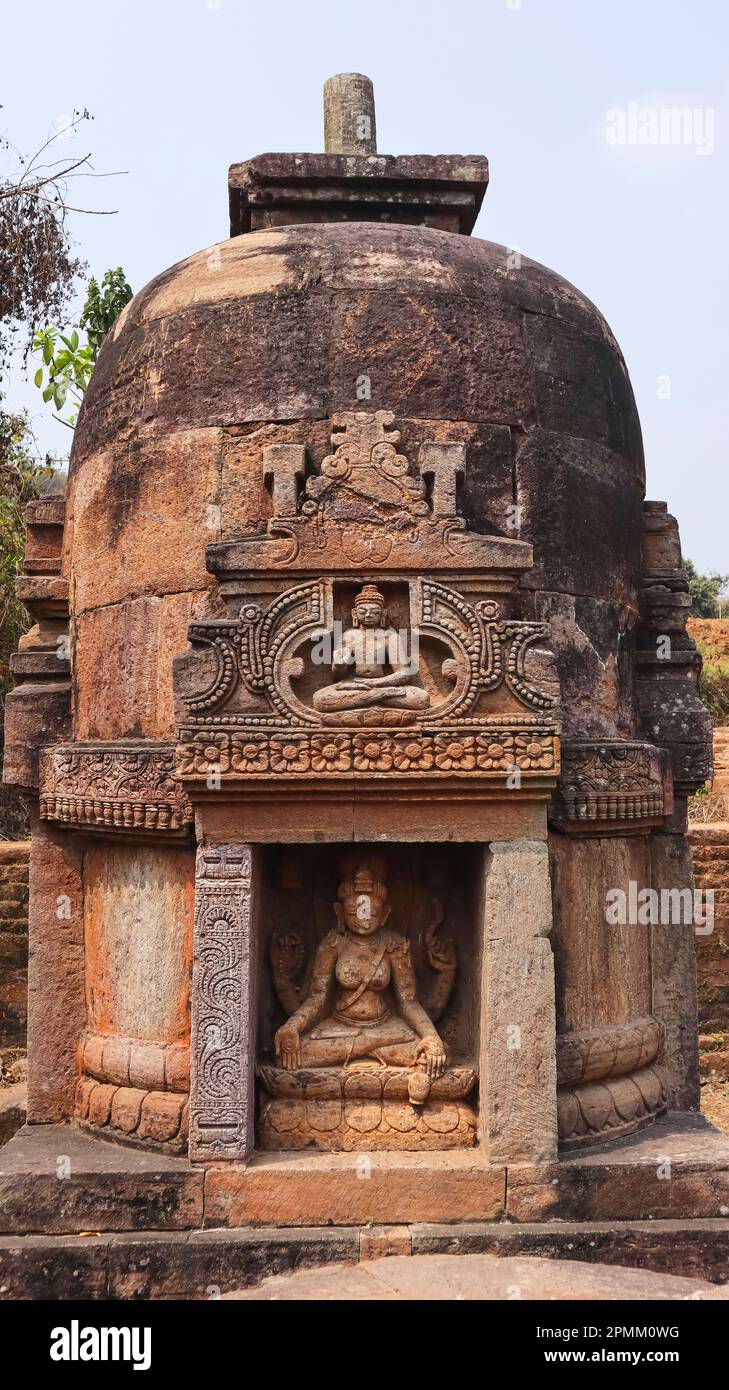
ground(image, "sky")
xmin=2 ymin=0 xmax=727 ymax=572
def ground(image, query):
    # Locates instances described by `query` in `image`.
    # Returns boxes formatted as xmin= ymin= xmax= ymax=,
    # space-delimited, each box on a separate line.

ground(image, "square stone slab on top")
xmin=228 ymin=153 xmax=489 ymax=237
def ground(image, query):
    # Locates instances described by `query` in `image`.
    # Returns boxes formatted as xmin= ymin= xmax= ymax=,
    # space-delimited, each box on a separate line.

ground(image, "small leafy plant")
xmin=32 ymin=266 xmax=132 ymax=426
xmin=33 ymin=326 xmax=94 ymax=425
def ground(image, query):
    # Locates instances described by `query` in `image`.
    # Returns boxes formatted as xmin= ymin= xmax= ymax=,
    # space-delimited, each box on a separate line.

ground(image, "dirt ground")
xmin=699 ymin=1032 xmax=729 ymax=1134
xmin=0 ymin=1046 xmax=25 ymax=1088
xmin=702 ymin=1078 xmax=729 ymax=1134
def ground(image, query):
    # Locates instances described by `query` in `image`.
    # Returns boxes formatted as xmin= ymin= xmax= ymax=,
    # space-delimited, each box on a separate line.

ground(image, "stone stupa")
xmin=1 ymin=75 xmax=721 ymax=1298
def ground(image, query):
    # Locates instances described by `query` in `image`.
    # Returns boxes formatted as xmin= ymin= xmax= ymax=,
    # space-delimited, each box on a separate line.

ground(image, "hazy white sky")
xmin=3 ymin=0 xmax=727 ymax=572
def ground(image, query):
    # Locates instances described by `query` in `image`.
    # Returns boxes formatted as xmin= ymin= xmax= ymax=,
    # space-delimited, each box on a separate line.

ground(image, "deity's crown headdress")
xmin=338 ymin=854 xmax=389 ymax=904
xmin=354 ymin=584 xmax=385 ymax=608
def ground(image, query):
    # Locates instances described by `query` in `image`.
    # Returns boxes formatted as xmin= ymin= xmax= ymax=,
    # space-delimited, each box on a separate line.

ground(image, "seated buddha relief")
xmin=259 ymin=855 xmax=477 ymax=1151
xmin=312 ymin=584 xmax=429 ymax=717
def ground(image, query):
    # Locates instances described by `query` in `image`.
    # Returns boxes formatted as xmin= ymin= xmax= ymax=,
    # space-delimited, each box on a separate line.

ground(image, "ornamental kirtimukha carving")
xmin=258 ymin=855 xmax=477 ymax=1150
xmin=173 ymin=411 xmax=562 ymax=796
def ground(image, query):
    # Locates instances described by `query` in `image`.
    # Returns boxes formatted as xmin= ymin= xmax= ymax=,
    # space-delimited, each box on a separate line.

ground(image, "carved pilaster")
xmin=478 ymin=839 xmax=558 ymax=1163
xmin=189 ymin=843 xmax=259 ymax=1162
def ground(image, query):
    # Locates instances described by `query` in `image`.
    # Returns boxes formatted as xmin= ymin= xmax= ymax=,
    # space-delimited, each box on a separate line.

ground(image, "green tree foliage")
xmin=684 ymin=558 xmax=729 ymax=618
xmin=32 ymin=266 xmax=132 ymax=426
xmin=0 ymin=108 xmax=116 ymax=374
xmin=80 ymin=266 xmax=132 ymax=354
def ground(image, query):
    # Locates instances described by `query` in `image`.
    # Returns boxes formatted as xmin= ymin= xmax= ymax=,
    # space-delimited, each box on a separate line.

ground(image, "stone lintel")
xmin=205 ymin=529 xmax=532 ymax=579
xmin=194 ymin=793 xmax=550 ymax=846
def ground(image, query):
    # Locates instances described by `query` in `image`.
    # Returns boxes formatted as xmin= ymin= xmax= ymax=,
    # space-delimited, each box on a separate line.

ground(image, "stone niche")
xmin=187 ymin=835 xmax=559 ymax=1166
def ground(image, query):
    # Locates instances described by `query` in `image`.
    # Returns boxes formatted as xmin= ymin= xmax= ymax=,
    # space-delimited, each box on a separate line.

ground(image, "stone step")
xmin=2 ymin=1218 xmax=729 ymax=1299
xmin=3 ymin=1114 xmax=729 ymax=1238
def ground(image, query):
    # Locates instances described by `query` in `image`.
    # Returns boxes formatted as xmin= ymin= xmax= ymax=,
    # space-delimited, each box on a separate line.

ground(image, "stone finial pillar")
xmin=3 ymin=476 xmax=71 ymax=793
xmin=418 ymin=442 xmax=466 ymax=519
xmin=323 ymin=72 xmax=377 ymax=155
xmin=262 ymin=443 xmax=306 ymax=519
xmin=189 ymin=843 xmax=260 ymax=1162
xmin=479 ymin=839 xmax=558 ymax=1162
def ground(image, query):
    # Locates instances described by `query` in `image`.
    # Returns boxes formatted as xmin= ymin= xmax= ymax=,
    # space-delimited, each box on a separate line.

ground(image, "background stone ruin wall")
xmin=0 ymin=840 xmax=29 ymax=1143
xmin=0 ymin=841 xmax=29 ymax=1053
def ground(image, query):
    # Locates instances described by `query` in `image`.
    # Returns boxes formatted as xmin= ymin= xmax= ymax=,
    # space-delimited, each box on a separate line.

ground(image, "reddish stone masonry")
xmin=0 ymin=841 xmax=30 ymax=1048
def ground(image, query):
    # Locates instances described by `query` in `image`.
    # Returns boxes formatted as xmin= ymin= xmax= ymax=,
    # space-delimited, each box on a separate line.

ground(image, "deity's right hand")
xmin=275 ymin=1021 xmax=302 ymax=1070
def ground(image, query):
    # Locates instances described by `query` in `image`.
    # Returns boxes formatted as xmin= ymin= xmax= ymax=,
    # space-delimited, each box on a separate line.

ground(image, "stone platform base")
xmin=3 ymin=1220 xmax=729 ymax=1299
xmin=2 ymin=1114 xmax=729 ymax=1296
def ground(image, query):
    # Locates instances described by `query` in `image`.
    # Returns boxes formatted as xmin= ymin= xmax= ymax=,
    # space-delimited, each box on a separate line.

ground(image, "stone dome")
xmin=66 ymin=221 xmax=644 ymax=744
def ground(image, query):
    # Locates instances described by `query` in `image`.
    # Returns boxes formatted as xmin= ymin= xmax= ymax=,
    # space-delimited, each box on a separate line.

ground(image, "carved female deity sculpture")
xmin=274 ymin=857 xmax=447 ymax=1102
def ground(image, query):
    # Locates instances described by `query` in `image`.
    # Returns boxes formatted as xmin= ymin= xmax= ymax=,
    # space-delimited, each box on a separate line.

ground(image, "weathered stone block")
xmin=479 ymin=840 xmax=558 ymax=1163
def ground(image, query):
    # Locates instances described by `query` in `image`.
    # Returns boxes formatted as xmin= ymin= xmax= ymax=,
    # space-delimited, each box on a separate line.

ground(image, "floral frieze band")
xmin=176 ymin=726 xmax=559 ymax=780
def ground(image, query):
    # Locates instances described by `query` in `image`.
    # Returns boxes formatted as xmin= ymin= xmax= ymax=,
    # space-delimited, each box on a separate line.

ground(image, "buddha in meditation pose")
xmin=274 ymin=858 xmax=447 ymax=1098
xmin=312 ymin=584 xmax=430 ymax=715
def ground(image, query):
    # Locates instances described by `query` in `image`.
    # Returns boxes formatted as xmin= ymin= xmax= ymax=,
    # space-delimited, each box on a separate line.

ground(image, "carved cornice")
xmin=551 ymin=740 xmax=671 ymax=831
xmin=39 ymin=742 xmax=193 ymax=834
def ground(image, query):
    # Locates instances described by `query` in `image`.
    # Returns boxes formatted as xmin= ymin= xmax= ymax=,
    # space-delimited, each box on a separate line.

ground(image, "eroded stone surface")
xmin=226 ymin=1251 xmax=729 ymax=1301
